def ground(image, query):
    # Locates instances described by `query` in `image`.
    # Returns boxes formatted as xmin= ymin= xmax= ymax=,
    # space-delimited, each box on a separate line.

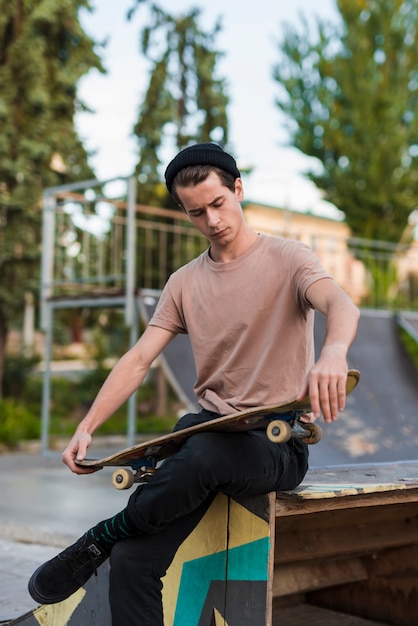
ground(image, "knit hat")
xmin=164 ymin=143 xmax=241 ymax=194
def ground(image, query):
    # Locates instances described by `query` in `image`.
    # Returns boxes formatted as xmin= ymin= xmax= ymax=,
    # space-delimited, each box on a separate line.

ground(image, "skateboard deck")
xmin=77 ymin=369 xmax=360 ymax=489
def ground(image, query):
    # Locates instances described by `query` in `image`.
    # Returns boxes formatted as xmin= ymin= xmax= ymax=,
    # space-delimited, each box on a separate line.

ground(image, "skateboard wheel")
xmin=112 ymin=468 xmax=135 ymax=490
xmin=301 ymin=422 xmax=323 ymax=444
xmin=267 ymin=420 xmax=292 ymax=443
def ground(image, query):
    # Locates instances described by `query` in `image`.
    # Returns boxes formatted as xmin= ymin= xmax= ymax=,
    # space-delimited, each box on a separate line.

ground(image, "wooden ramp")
xmin=274 ymin=462 xmax=418 ymax=626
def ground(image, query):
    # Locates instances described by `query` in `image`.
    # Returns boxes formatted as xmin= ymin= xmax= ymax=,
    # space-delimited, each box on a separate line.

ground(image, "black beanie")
xmin=164 ymin=143 xmax=241 ymax=194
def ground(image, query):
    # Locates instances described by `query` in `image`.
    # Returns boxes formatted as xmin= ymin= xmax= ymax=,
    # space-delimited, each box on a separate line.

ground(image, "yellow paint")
xmin=228 ymin=498 xmax=269 ymax=549
xmin=33 ymin=588 xmax=86 ymax=626
xmin=296 ymin=482 xmax=407 ymax=499
xmin=162 ymin=494 xmax=270 ymax=625
xmin=213 ymin=607 xmax=229 ymax=625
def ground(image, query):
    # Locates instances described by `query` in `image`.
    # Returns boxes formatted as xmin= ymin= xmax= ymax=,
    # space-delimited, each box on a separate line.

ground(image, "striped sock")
xmin=88 ymin=509 xmax=139 ymax=550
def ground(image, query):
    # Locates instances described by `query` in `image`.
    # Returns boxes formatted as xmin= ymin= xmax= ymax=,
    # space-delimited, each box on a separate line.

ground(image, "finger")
xmin=299 ymin=411 xmax=315 ymax=423
xmin=337 ymin=374 xmax=347 ymax=412
xmin=307 ymin=373 xmax=321 ymax=419
xmin=320 ymin=374 xmax=345 ymax=423
xmin=76 ymin=443 xmax=88 ymax=462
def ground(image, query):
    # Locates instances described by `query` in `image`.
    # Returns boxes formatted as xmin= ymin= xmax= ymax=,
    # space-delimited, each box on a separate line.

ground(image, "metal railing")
xmin=41 ymin=181 xmax=418 ymax=315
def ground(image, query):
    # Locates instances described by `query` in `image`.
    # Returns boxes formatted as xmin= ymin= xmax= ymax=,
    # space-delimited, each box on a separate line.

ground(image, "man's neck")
xmin=209 ymin=228 xmax=258 ymax=263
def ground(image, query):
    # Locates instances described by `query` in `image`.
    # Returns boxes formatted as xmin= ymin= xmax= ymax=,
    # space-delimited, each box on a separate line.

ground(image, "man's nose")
xmin=207 ymin=209 xmax=220 ymax=226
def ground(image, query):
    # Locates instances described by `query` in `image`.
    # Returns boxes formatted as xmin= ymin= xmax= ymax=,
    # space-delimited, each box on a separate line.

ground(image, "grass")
xmin=398 ymin=325 xmax=418 ymax=369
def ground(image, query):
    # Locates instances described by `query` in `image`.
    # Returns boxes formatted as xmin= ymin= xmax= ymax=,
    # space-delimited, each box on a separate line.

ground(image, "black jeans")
xmin=109 ymin=410 xmax=308 ymax=625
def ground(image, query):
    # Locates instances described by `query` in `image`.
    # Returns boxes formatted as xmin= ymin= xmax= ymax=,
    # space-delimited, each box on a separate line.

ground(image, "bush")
xmin=398 ymin=326 xmax=418 ymax=368
xmin=0 ymin=354 xmax=180 ymax=445
xmin=0 ymin=399 xmax=40 ymax=447
xmin=3 ymin=355 xmax=41 ymax=399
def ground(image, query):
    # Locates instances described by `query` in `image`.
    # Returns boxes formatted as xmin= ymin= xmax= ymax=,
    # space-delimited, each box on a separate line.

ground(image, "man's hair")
xmin=171 ymin=165 xmax=237 ymax=207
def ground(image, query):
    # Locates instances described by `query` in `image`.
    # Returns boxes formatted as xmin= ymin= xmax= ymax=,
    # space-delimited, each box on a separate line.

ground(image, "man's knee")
xmin=111 ymin=537 xmax=156 ymax=572
xmin=110 ymin=535 xmax=179 ymax=579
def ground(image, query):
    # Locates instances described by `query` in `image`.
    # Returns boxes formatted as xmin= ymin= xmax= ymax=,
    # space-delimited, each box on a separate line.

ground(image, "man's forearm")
xmin=75 ymin=349 xmax=150 ymax=436
xmin=321 ymin=293 xmax=360 ymax=355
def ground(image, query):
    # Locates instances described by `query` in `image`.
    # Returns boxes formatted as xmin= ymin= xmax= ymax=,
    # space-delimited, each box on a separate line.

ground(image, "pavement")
xmin=0 ymin=449 xmax=127 ymax=622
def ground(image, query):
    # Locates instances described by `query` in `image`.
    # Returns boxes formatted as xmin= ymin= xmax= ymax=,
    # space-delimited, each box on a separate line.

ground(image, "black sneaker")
xmin=28 ymin=533 xmax=109 ymax=604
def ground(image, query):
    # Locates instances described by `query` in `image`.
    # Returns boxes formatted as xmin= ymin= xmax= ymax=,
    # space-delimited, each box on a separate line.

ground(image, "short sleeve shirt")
xmin=150 ymin=234 xmax=331 ymax=414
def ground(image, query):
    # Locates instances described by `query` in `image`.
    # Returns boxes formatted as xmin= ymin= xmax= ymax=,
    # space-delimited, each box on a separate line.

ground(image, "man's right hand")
xmin=62 ymin=432 xmax=99 ymax=474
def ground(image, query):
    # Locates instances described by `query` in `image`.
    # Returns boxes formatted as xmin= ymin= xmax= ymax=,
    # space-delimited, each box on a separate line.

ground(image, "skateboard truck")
xmin=111 ymin=456 xmax=157 ymax=490
xmin=265 ymin=412 xmax=322 ymax=445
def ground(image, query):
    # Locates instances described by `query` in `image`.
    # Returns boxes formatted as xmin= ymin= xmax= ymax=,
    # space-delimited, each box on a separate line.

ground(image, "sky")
xmin=76 ymin=0 xmax=341 ymax=218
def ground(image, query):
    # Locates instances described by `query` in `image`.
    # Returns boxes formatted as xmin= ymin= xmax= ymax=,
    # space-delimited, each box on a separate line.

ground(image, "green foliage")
xmin=398 ymin=325 xmax=418 ymax=368
xmin=48 ymin=371 xmax=178 ymax=437
xmin=273 ymin=0 xmax=418 ymax=243
xmin=3 ymin=354 xmax=41 ymax=399
xmin=0 ymin=0 xmax=105 ymax=394
xmin=0 ymin=399 xmax=40 ymax=446
xmin=129 ymin=1 xmax=230 ymax=206
xmin=0 ymin=366 xmax=179 ymax=446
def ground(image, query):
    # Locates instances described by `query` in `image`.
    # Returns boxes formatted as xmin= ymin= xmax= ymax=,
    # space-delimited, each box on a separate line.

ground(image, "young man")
xmin=28 ymin=143 xmax=359 ymax=625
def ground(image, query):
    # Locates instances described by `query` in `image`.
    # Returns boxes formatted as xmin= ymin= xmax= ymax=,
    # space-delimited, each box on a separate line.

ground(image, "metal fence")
xmin=40 ymin=178 xmax=208 ymax=306
xmin=41 ymin=180 xmax=418 ymax=312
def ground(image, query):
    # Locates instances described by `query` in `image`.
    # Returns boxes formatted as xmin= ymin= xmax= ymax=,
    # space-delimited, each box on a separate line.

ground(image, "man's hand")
xmin=297 ymin=369 xmax=348 ymax=424
xmin=296 ymin=348 xmax=349 ymax=424
xmin=62 ymin=432 xmax=100 ymax=474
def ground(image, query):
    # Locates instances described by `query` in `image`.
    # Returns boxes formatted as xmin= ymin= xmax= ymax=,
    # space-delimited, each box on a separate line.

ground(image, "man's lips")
xmin=211 ymin=227 xmax=228 ymax=238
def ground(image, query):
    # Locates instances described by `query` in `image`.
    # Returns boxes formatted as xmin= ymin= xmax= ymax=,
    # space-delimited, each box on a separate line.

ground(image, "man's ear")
xmin=234 ymin=177 xmax=244 ymax=201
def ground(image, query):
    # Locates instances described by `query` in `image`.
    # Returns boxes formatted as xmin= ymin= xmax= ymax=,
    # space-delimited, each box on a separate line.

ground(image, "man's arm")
xmin=297 ymin=278 xmax=360 ymax=423
xmin=62 ymin=325 xmax=176 ymax=473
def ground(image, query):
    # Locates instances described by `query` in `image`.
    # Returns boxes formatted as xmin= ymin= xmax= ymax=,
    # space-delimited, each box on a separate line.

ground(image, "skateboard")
xmin=77 ymin=369 xmax=360 ymax=490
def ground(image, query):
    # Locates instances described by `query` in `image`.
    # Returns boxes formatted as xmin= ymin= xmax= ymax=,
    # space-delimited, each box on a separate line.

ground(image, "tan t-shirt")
xmin=150 ymin=233 xmax=331 ymax=414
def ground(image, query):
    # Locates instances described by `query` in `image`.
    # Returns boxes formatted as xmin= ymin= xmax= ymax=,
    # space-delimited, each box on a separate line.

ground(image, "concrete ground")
xmin=0 ymin=450 xmax=127 ymax=622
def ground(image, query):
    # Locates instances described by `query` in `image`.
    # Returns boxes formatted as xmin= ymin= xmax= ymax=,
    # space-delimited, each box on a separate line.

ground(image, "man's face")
xmin=175 ymin=172 xmax=244 ymax=249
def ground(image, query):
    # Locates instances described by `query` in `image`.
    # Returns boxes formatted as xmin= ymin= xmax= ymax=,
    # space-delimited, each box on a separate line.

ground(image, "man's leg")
xmin=109 ymin=498 xmax=215 ymax=626
xmin=108 ymin=433 xmax=307 ymax=626
xmin=123 ymin=431 xmax=308 ymax=533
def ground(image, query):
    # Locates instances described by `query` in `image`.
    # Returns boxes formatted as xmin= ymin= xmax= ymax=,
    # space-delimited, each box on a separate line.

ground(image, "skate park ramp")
xmin=138 ymin=291 xmax=418 ymax=467
xmin=138 ymin=290 xmax=199 ymax=412
xmin=310 ymin=309 xmax=418 ymax=467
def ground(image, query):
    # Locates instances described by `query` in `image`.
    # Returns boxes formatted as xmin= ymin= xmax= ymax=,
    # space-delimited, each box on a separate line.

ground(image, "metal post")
xmin=126 ymin=176 xmax=138 ymax=446
xmin=40 ymin=193 xmax=56 ymax=330
xmin=41 ymin=304 xmax=53 ymax=454
xmin=125 ymin=176 xmax=137 ymax=327
xmin=127 ymin=300 xmax=139 ymax=447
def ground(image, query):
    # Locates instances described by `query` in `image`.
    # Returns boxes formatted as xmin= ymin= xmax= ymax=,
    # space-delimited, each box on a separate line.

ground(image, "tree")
xmin=128 ymin=1 xmax=230 ymax=206
xmin=273 ymin=0 xmax=418 ymax=242
xmin=0 ymin=0 xmax=104 ymax=395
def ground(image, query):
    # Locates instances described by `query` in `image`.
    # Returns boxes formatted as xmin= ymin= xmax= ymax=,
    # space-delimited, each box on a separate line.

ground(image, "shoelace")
xmin=64 ymin=543 xmax=103 ymax=580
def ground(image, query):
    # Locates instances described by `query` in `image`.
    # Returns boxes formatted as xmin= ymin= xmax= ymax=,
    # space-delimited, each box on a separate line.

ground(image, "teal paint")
xmin=173 ymin=537 xmax=270 ymax=625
